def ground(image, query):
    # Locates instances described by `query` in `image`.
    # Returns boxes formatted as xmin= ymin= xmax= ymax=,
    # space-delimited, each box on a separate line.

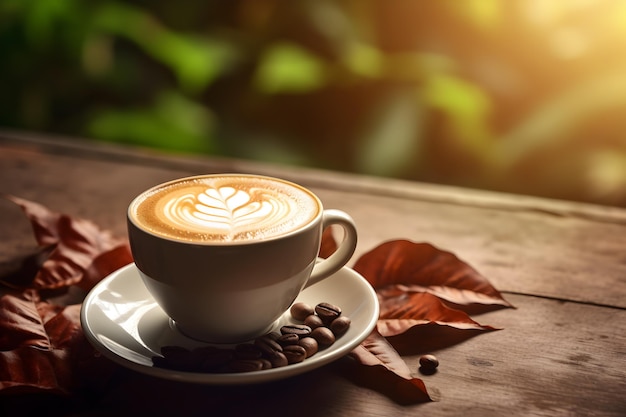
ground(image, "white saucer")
xmin=80 ymin=263 xmax=379 ymax=385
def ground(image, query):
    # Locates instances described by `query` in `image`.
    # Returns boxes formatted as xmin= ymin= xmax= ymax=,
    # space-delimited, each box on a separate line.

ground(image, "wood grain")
xmin=1 ymin=133 xmax=625 ymax=416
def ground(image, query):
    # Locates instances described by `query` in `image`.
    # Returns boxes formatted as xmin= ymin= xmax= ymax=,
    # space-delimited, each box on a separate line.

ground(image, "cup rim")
xmin=127 ymin=173 xmax=324 ymax=246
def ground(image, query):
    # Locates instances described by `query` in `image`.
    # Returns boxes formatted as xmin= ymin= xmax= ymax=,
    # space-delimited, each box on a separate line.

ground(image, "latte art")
xmin=163 ymin=186 xmax=295 ymax=236
xmin=130 ymin=175 xmax=320 ymax=242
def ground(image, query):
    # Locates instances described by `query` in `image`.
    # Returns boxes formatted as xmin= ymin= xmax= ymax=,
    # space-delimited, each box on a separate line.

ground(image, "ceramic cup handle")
xmin=304 ymin=209 xmax=358 ymax=288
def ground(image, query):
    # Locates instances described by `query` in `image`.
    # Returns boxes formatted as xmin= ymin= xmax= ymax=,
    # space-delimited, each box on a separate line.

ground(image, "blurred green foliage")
xmin=2 ymin=0 xmax=626 ymax=206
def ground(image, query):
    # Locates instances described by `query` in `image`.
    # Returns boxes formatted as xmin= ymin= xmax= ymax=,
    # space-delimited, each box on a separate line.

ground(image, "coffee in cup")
xmin=130 ymin=174 xmax=320 ymax=243
xmin=127 ymin=174 xmax=358 ymax=343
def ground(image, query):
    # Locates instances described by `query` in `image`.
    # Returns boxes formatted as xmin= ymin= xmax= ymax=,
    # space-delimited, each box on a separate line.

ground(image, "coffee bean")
xmin=193 ymin=347 xmax=234 ymax=372
xmin=290 ymin=302 xmax=314 ymax=321
xmin=330 ymin=315 xmax=351 ymax=336
xmin=278 ymin=333 xmax=300 ymax=346
xmin=258 ymin=358 xmax=273 ymax=369
xmin=234 ymin=343 xmax=263 ymax=360
xmin=266 ymin=331 xmax=281 ymax=341
xmin=303 ymin=314 xmax=324 ymax=329
xmin=298 ymin=337 xmax=319 ymax=358
xmin=311 ymin=326 xmax=335 ymax=347
xmin=280 ymin=324 xmax=312 ymax=338
xmin=153 ymin=302 xmax=349 ymax=373
xmin=419 ymin=354 xmax=439 ymax=374
xmin=191 ymin=346 xmax=220 ymax=355
xmin=254 ymin=334 xmax=283 ymax=355
xmin=229 ymin=359 xmax=266 ymax=373
xmin=202 ymin=353 xmax=234 ymax=372
xmin=315 ymin=302 xmax=342 ymax=324
xmin=157 ymin=346 xmax=198 ymax=371
xmin=267 ymin=351 xmax=288 ymax=368
xmin=283 ymin=344 xmax=307 ymax=364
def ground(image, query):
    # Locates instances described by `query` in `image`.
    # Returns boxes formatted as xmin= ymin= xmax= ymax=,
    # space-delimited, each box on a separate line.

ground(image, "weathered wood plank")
xmin=2 ymin=140 xmax=625 ymax=308
xmin=315 ymin=188 xmax=626 ymax=310
xmin=1 ymin=135 xmax=626 ymax=416
xmin=412 ymin=294 xmax=626 ymax=417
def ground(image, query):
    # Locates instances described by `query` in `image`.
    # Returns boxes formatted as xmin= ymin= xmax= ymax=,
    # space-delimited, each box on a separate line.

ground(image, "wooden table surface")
xmin=1 ymin=131 xmax=625 ymax=417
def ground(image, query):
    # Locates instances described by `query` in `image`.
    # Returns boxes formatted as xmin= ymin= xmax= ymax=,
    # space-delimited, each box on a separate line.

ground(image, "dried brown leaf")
xmin=354 ymin=240 xmax=514 ymax=311
xmin=344 ymin=329 xmax=433 ymax=404
xmin=346 ymin=239 xmax=509 ymax=394
xmin=0 ymin=347 xmax=72 ymax=394
xmin=79 ymin=243 xmax=133 ymax=292
xmin=0 ymin=197 xmax=126 ymax=395
xmin=378 ymin=292 xmax=498 ymax=337
xmin=0 ymin=302 xmax=78 ymax=393
xmin=0 ymin=290 xmax=49 ymax=351
xmin=38 ymin=304 xmax=82 ymax=349
xmin=378 ymin=292 xmax=499 ymax=354
xmin=0 ymin=244 xmax=55 ymax=289
xmin=319 ymin=226 xmax=338 ymax=259
xmin=6 ymin=195 xmax=130 ymax=290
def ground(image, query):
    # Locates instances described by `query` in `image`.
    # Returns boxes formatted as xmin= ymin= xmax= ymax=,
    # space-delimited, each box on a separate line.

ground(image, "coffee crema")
xmin=129 ymin=175 xmax=320 ymax=242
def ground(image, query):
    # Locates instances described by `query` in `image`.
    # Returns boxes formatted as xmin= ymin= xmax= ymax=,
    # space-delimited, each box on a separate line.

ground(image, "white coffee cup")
xmin=127 ymin=174 xmax=358 ymax=343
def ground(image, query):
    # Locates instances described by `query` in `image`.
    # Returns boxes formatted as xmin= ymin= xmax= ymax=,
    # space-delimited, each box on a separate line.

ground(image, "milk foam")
xmin=130 ymin=176 xmax=320 ymax=242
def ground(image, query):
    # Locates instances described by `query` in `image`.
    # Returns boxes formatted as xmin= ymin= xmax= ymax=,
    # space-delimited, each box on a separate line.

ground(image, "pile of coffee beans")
xmin=153 ymin=301 xmax=351 ymax=373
